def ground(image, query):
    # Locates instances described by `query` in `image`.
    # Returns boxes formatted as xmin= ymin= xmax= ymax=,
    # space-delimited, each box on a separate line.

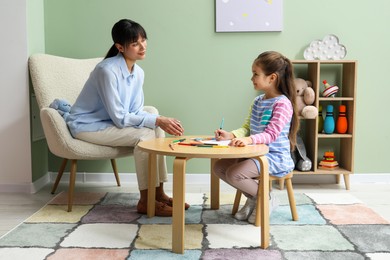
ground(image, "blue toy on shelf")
xmin=323 ymin=104 xmax=335 ymax=134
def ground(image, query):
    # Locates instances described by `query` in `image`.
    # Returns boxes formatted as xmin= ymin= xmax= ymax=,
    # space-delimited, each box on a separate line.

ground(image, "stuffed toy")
xmin=49 ymin=98 xmax=71 ymax=120
xmin=294 ymin=78 xmax=318 ymax=119
xmin=291 ymin=135 xmax=312 ymax=171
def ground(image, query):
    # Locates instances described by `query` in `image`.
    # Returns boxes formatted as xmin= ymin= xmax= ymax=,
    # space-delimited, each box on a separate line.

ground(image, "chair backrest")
xmin=29 ymin=54 xmax=102 ymax=109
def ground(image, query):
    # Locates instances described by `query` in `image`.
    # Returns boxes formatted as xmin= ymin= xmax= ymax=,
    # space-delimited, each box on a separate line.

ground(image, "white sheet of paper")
xmin=201 ymin=140 xmax=231 ymax=146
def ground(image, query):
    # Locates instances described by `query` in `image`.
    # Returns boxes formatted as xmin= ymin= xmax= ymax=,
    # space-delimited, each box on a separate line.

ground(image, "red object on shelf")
xmin=322 ymin=80 xmax=339 ymax=97
xmin=336 ymin=105 xmax=348 ymax=134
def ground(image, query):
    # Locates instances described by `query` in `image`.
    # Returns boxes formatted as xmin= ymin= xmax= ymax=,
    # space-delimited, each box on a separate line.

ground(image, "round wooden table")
xmin=138 ymin=136 xmax=270 ymax=253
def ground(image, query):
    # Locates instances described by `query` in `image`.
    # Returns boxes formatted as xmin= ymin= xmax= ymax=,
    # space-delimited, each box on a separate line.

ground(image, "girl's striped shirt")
xmin=232 ymin=94 xmax=294 ymax=177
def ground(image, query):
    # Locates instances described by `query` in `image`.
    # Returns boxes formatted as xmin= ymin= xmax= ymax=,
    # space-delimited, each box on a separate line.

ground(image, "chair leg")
xmin=285 ymin=178 xmax=298 ymax=221
xmin=67 ymin=160 xmax=78 ymax=212
xmin=278 ymin=179 xmax=284 ymax=190
xmin=51 ymin=158 xmax=68 ymax=194
xmin=232 ymin=190 xmax=242 ymax=215
xmin=110 ymin=159 xmax=121 ymax=186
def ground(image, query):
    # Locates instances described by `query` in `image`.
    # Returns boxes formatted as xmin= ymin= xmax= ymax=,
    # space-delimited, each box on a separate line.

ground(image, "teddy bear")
xmin=294 ymin=78 xmax=318 ymax=119
xmin=49 ymin=98 xmax=71 ymax=120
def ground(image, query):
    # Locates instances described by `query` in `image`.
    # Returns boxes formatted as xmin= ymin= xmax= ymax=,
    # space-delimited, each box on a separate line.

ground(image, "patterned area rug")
xmin=0 ymin=190 xmax=389 ymax=260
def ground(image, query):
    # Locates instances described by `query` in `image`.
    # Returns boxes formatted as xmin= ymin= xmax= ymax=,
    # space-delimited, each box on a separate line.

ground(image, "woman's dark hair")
xmin=253 ymin=51 xmax=300 ymax=150
xmin=105 ymin=19 xmax=147 ymax=59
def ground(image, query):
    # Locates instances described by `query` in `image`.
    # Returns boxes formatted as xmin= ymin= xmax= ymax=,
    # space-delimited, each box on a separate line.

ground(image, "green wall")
xmin=34 ymin=0 xmax=390 ymax=174
xmin=28 ymin=0 xmax=48 ymax=182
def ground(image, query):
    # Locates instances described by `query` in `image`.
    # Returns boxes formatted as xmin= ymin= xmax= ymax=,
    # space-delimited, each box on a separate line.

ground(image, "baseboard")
xmin=0 ymin=173 xmax=50 ymax=193
xmin=293 ymin=173 xmax=390 ymax=184
xmin=47 ymin=171 xmax=213 ymax=185
xmin=31 ymin=173 xmax=51 ymax=193
xmin=1 ymin=172 xmax=390 ymax=193
xmin=47 ymin=171 xmax=390 ymax=185
xmin=350 ymin=173 xmax=390 ymax=183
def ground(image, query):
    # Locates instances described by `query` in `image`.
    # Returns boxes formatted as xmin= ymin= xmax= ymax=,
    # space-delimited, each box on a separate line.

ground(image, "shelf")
xmin=318 ymin=134 xmax=353 ymax=138
xmin=292 ymin=60 xmax=357 ymax=190
xmin=294 ymin=167 xmax=351 ymax=175
xmin=291 ymin=60 xmax=356 ymax=64
xmin=319 ymin=97 xmax=354 ymax=101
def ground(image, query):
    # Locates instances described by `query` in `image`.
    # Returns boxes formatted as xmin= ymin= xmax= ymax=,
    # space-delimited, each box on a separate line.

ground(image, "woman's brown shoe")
xmin=160 ymin=197 xmax=190 ymax=210
xmin=137 ymin=200 xmax=173 ymax=217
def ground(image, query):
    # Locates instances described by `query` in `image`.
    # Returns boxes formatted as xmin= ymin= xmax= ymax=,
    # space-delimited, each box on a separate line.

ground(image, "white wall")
xmin=0 ymin=0 xmax=33 ymax=191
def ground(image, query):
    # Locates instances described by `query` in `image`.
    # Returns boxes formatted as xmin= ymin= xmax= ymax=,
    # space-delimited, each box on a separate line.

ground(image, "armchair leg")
xmin=67 ymin=160 xmax=77 ymax=212
xmin=51 ymin=158 xmax=68 ymax=194
xmin=111 ymin=159 xmax=121 ymax=186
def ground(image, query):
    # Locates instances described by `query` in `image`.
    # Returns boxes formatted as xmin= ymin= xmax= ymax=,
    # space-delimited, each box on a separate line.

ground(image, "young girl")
xmin=213 ymin=51 xmax=299 ymax=223
xmin=66 ymin=19 xmax=189 ymax=216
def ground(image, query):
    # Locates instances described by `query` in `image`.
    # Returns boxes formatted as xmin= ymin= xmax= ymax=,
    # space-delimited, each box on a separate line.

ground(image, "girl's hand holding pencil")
xmin=214 ymin=129 xmax=233 ymax=141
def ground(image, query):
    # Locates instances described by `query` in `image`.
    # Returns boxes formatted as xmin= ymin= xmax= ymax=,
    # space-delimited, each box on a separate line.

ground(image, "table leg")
xmin=210 ymin=158 xmax=220 ymax=209
xmin=172 ymin=157 xmax=187 ymax=254
xmin=257 ymin=155 xmax=270 ymax=249
xmin=147 ymin=153 xmax=157 ymax=217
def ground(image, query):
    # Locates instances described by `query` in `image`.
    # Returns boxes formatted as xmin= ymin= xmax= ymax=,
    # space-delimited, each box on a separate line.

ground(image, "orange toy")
xmin=319 ymin=151 xmax=339 ymax=170
xmin=336 ymin=105 xmax=348 ymax=134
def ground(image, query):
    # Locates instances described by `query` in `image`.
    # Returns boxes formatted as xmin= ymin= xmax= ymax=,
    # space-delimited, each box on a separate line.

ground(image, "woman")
xmin=66 ymin=19 xmax=188 ymax=216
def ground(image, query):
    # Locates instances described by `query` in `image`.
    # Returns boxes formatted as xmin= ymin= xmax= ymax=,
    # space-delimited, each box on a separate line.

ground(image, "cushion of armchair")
xmin=40 ymin=107 xmax=133 ymax=160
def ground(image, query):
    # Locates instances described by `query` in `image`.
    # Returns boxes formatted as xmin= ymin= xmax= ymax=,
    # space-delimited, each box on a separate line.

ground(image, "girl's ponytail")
xmin=254 ymin=51 xmax=300 ymax=150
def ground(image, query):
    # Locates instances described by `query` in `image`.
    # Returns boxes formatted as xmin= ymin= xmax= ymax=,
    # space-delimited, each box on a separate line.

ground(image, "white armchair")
xmin=28 ymin=54 xmax=145 ymax=211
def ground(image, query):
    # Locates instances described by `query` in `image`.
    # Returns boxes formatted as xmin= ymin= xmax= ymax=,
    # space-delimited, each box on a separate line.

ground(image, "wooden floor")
xmin=1 ymin=181 xmax=390 ymax=237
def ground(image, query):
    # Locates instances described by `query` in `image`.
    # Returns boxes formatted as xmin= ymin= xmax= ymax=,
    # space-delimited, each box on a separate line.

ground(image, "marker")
xmin=178 ymin=143 xmax=194 ymax=146
xmin=197 ymin=145 xmax=229 ymax=148
xmin=197 ymin=144 xmax=214 ymax=148
xmin=194 ymin=137 xmax=215 ymax=141
xmin=217 ymin=117 xmax=225 ymax=138
xmin=219 ymin=117 xmax=225 ymax=130
xmin=172 ymin=138 xmax=186 ymax=143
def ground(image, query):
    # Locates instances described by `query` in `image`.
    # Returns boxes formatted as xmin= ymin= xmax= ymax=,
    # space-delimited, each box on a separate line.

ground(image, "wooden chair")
xmin=28 ymin=54 xmax=156 ymax=212
xmin=232 ymin=172 xmax=298 ymax=226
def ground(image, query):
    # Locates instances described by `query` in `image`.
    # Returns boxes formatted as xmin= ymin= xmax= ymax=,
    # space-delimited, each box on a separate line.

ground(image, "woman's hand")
xmin=156 ymin=116 xmax=184 ymax=136
xmin=229 ymin=137 xmax=253 ymax=147
xmin=214 ymin=129 xmax=234 ymax=141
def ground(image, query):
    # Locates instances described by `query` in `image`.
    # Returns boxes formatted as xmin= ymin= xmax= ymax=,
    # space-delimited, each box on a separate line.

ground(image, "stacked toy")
xmin=319 ymin=151 xmax=339 ymax=170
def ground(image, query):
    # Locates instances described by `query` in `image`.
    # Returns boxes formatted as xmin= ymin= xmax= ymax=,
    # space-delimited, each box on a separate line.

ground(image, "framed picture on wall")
xmin=215 ymin=0 xmax=283 ymax=32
